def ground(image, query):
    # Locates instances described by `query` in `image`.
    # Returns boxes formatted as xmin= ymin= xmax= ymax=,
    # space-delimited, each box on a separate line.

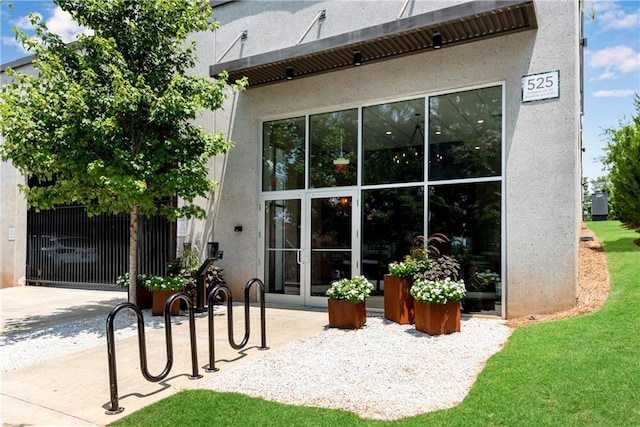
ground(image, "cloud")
xmin=5 ymin=6 xmax=88 ymax=44
xmin=593 ymin=70 xmax=616 ymax=81
xmin=593 ymin=89 xmax=637 ymax=98
xmin=45 ymin=7 xmax=89 ymax=43
xmin=11 ymin=13 xmax=42 ymax=31
xmin=1 ymin=34 xmax=43 ymax=59
xmin=594 ymin=1 xmax=640 ymax=30
xmin=587 ymin=45 xmax=640 ymax=79
xmin=1 ymin=35 xmax=30 ymax=56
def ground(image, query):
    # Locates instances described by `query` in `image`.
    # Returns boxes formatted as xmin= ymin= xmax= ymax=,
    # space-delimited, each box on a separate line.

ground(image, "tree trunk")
xmin=128 ymin=206 xmax=139 ymax=305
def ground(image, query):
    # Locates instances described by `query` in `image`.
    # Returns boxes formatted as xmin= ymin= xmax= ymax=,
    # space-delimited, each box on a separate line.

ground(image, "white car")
xmin=40 ymin=236 xmax=99 ymax=268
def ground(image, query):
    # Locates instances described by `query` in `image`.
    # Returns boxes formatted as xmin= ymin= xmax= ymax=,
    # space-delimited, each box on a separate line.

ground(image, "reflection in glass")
xmin=310 ymin=196 xmax=352 ymax=296
xmin=361 ymin=187 xmax=424 ymax=294
xmin=311 ymin=250 xmax=351 ymax=297
xmin=262 ymin=117 xmax=305 ymax=191
xmin=363 ymin=98 xmax=425 ymax=185
xmin=309 ymin=109 xmax=358 ymax=188
xmin=264 ymin=199 xmax=301 ymax=294
xmin=428 ymin=182 xmax=501 ymax=306
xmin=429 ymin=86 xmax=502 ymax=181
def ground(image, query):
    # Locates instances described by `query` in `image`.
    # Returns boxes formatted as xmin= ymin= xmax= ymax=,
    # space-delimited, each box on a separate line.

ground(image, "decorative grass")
xmin=111 ymin=221 xmax=640 ymax=426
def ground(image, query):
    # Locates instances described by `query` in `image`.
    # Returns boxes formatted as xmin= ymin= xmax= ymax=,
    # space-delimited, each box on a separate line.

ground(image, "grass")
xmin=111 ymin=221 xmax=640 ymax=426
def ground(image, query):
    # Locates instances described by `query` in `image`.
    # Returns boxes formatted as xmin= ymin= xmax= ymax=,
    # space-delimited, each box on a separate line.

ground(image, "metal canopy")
xmin=210 ymin=1 xmax=537 ymax=88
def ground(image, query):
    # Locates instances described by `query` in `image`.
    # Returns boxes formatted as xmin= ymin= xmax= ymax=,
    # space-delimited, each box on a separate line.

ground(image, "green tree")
xmin=581 ymin=176 xmax=591 ymax=220
xmin=0 ymin=0 xmax=246 ymax=303
xmin=602 ymin=95 xmax=640 ymax=226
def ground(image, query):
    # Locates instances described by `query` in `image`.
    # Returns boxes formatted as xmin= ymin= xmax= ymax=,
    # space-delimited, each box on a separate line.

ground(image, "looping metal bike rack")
xmin=105 ymin=292 xmax=201 ymax=415
xmin=206 ymin=278 xmax=269 ymax=372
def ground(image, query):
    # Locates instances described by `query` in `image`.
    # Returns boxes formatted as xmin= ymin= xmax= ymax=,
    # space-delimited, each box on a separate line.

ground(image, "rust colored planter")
xmin=136 ymin=288 xmax=153 ymax=310
xmin=383 ymin=275 xmax=414 ymax=324
xmin=414 ymin=300 xmax=461 ymax=335
xmin=327 ymin=299 xmax=367 ymax=329
xmin=152 ymin=290 xmax=181 ymax=316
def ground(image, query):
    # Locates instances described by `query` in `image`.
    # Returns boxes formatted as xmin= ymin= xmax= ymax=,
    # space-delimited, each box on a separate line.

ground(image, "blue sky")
xmin=1 ymin=1 xmax=639 ymax=184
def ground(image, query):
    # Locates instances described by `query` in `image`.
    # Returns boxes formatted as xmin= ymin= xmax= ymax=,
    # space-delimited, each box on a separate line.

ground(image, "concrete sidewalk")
xmin=0 ymin=286 xmax=328 ymax=426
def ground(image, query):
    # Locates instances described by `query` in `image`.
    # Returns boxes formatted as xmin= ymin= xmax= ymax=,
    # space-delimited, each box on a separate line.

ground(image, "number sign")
xmin=521 ymin=70 xmax=560 ymax=103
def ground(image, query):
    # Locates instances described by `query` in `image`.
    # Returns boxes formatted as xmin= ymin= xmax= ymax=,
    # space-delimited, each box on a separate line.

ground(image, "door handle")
xmin=297 ymin=248 xmax=309 ymax=264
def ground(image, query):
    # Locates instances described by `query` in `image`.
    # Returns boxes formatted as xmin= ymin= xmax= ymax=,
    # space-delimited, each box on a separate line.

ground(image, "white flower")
xmin=326 ymin=276 xmax=374 ymax=302
xmin=410 ymin=278 xmax=466 ymax=304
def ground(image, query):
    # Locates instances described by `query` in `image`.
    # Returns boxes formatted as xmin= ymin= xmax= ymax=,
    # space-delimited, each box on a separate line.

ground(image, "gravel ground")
xmin=1 ymin=307 xmax=511 ymax=420
xmin=0 ymin=308 xmax=187 ymax=372
xmin=199 ymin=313 xmax=512 ymax=420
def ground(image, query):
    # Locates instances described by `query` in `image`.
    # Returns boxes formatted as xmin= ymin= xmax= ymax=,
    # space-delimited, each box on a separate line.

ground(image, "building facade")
xmin=1 ymin=0 xmax=583 ymax=319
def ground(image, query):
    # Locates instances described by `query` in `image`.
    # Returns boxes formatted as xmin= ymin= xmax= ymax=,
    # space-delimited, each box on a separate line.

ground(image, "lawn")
xmin=111 ymin=221 xmax=639 ymax=426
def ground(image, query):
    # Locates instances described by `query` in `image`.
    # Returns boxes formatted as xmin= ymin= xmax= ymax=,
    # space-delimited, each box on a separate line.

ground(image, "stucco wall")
xmin=503 ymin=0 xmax=581 ymax=317
xmin=188 ymin=0 xmax=580 ymax=316
xmin=0 ymin=160 xmax=27 ymax=288
xmin=0 ymin=64 xmax=33 ymax=288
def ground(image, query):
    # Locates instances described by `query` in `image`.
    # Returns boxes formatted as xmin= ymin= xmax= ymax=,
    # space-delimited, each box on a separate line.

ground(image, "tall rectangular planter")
xmin=152 ymin=291 xmax=181 ymax=316
xmin=383 ymin=275 xmax=414 ymax=324
xmin=414 ymin=300 xmax=461 ymax=335
xmin=327 ymin=299 xmax=367 ymax=329
xmin=136 ymin=288 xmax=153 ymax=310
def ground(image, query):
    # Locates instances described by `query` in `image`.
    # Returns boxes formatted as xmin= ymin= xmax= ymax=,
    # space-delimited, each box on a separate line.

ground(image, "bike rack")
xmin=105 ymin=292 xmax=202 ymax=415
xmin=206 ymin=278 xmax=269 ymax=372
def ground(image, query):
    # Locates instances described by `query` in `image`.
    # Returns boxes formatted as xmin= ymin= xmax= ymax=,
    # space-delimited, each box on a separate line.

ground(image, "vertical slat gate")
xmin=26 ymin=204 xmax=174 ymax=290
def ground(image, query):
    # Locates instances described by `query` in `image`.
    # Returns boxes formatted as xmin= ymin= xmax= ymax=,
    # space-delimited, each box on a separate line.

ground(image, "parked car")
xmin=40 ymin=235 xmax=99 ymax=268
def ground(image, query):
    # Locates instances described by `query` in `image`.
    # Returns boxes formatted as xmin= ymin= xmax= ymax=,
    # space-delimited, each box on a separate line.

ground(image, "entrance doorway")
xmin=261 ymin=191 xmax=358 ymax=307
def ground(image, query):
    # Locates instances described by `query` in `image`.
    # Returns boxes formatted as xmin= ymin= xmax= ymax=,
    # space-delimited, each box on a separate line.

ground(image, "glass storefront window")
xmin=309 ymin=109 xmax=358 ymax=188
xmin=260 ymin=84 xmax=502 ymax=313
xmin=427 ymin=181 xmax=501 ymax=295
xmin=429 ymin=86 xmax=502 ymax=181
xmin=262 ymin=117 xmax=306 ymax=191
xmin=361 ymin=187 xmax=424 ymax=295
xmin=362 ymin=98 xmax=425 ymax=185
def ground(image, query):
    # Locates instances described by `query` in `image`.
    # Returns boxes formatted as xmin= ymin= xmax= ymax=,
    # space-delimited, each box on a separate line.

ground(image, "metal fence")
xmin=26 ymin=205 xmax=175 ymax=290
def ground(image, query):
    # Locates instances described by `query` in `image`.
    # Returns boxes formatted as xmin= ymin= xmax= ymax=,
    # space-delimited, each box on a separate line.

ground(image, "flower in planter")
xmin=116 ymin=273 xmax=152 ymax=290
xmin=326 ymin=275 xmax=374 ymax=303
xmin=410 ymin=277 xmax=466 ymax=305
xmin=145 ymin=275 xmax=187 ymax=292
xmin=388 ymin=257 xmax=423 ymax=277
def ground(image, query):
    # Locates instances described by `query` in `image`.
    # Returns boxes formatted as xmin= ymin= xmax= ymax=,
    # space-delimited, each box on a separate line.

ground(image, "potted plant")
xmin=166 ymin=246 xmax=202 ymax=308
xmin=466 ymin=269 xmax=500 ymax=312
xmin=410 ymin=277 xmax=466 ymax=335
xmin=384 ymin=258 xmax=421 ymax=324
xmin=475 ymin=270 xmax=500 ymax=288
xmin=116 ymin=273 xmax=153 ymax=309
xmin=326 ymin=275 xmax=374 ymax=329
xmin=146 ymin=275 xmax=187 ymax=316
xmin=383 ymin=233 xmax=452 ymax=324
xmin=416 ymin=254 xmax=461 ymax=282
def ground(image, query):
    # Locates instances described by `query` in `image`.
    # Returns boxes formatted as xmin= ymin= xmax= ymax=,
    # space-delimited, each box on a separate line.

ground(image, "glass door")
xmin=262 ymin=197 xmax=303 ymax=304
xmin=262 ymin=191 xmax=358 ymax=306
xmin=305 ymin=190 xmax=358 ymax=306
